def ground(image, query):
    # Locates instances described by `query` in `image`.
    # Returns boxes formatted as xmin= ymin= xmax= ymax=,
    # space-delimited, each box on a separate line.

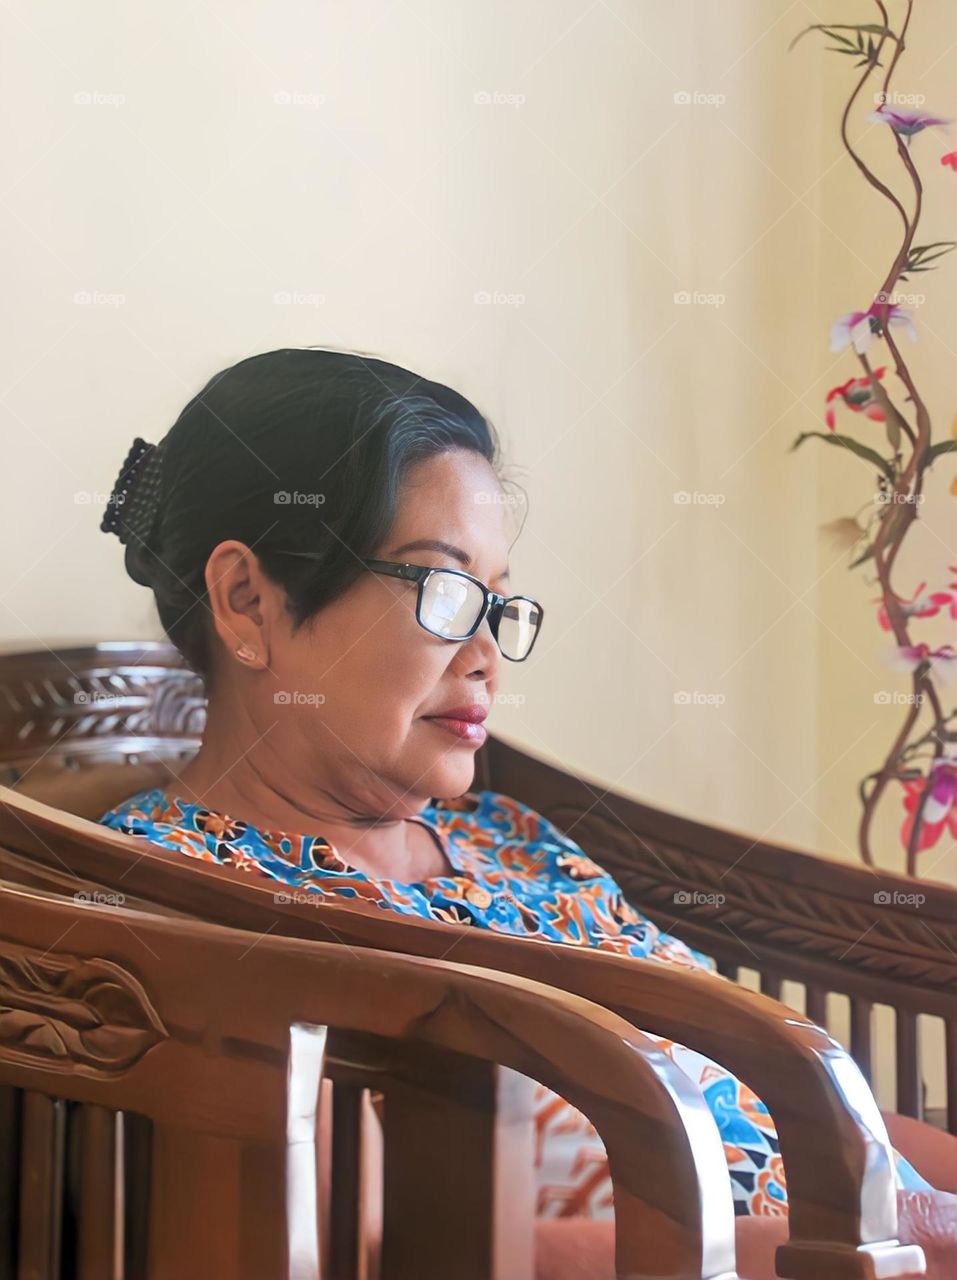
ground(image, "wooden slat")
xmin=945 ymin=1020 xmax=957 ymax=1137
xmin=895 ymin=1009 xmax=921 ymax=1119
xmin=805 ymin=984 xmax=828 ymax=1030
xmin=121 ymin=1112 xmax=152 ymax=1280
xmin=0 ymin=1087 xmax=19 ymax=1280
xmin=328 ymin=1084 xmax=362 ymax=1280
xmin=759 ymin=971 xmax=782 ymax=1002
xmin=17 ymin=1092 xmax=66 ymax=1280
xmin=715 ymin=959 xmax=738 ymax=981
xmin=146 ymin=1127 xmax=288 ymax=1280
xmin=381 ymin=1057 xmax=533 ymax=1280
xmin=75 ymin=1105 xmax=118 ymax=1280
xmin=850 ymin=999 xmax=873 ymax=1085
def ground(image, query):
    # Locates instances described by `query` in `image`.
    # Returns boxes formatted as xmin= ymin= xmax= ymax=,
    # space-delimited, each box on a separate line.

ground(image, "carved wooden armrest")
xmin=0 ymin=788 xmax=931 ymax=1280
xmin=270 ymin=897 xmax=933 ymax=1280
xmin=0 ymin=878 xmax=738 ymax=1280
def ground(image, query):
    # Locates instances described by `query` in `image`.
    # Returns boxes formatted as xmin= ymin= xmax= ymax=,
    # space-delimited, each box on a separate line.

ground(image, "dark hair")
xmin=102 ymin=347 xmax=510 ymax=685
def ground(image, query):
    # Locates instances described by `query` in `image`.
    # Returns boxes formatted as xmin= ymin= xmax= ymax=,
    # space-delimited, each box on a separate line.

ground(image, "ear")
xmin=203 ymin=540 xmax=272 ymax=672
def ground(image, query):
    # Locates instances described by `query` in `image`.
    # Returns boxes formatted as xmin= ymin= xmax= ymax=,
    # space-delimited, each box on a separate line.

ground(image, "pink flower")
xmin=868 ymin=103 xmax=952 ymax=139
xmin=830 ymin=302 xmax=917 ymax=354
xmin=901 ymin=760 xmax=957 ymax=853
xmin=873 ymin=581 xmax=957 ymax=631
xmin=825 ymin=366 xmax=887 ymax=430
xmin=886 ymin=642 xmax=957 ymax=680
xmin=942 ymin=151 xmax=957 ymax=170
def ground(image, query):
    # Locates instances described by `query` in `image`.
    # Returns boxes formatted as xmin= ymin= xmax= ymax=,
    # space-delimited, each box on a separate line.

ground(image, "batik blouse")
xmin=98 ymin=785 xmax=933 ymax=1218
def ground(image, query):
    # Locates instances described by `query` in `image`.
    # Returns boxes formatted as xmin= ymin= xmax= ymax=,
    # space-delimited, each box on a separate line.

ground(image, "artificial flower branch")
xmin=791 ymin=0 xmax=957 ymax=874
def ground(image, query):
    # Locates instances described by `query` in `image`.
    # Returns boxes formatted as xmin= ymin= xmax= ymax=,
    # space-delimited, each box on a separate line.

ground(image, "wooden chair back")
xmin=0 ymin=879 xmax=741 ymax=1280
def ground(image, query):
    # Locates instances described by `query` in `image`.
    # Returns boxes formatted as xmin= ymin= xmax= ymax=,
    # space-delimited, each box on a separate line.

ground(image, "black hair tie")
xmin=100 ymin=436 xmax=165 ymax=548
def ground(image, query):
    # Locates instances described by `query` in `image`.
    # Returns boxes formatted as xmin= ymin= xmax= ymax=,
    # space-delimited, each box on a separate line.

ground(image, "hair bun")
xmin=100 ymin=436 xmax=166 ymax=549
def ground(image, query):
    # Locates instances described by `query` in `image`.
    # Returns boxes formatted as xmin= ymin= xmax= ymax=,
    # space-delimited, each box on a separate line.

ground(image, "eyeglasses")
xmin=364 ymin=559 xmax=543 ymax=661
xmin=266 ymin=549 xmax=544 ymax=661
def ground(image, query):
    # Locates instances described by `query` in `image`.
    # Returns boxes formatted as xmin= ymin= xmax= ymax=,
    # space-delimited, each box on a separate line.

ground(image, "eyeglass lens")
xmin=419 ymin=571 xmax=540 ymax=659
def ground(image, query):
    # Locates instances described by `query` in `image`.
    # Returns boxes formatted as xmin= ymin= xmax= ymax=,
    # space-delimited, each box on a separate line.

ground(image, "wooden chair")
xmin=1 ymin=643 xmax=951 ymax=1136
xmin=0 ymin=878 xmax=746 ymax=1280
xmin=0 ymin=642 xmax=951 ymax=1278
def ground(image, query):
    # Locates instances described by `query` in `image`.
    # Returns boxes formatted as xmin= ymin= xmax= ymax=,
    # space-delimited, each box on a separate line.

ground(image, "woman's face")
xmin=209 ymin=449 xmax=517 ymax=819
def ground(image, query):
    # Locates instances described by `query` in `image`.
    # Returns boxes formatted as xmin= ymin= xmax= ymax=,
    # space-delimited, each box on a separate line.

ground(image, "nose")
xmin=451 ymin=613 xmax=501 ymax=684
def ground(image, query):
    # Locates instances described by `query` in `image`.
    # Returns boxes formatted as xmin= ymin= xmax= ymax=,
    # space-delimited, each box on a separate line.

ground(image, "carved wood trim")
xmin=0 ymin=645 xmax=205 ymax=766
xmin=0 ymin=668 xmax=205 ymax=751
xmin=559 ymin=807 xmax=957 ymax=1000
xmin=0 ymin=943 xmax=168 ymax=1073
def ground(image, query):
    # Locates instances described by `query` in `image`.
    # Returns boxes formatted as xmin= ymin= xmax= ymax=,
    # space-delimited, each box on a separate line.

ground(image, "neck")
xmin=165 ymin=708 xmax=449 ymax=881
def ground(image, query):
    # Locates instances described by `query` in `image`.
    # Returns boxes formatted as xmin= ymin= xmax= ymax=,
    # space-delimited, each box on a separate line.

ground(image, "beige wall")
xmin=2 ymin=1 xmax=954 ymax=1108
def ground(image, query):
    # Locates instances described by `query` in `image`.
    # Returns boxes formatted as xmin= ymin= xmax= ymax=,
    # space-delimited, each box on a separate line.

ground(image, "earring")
xmin=234 ymin=643 xmax=258 ymax=664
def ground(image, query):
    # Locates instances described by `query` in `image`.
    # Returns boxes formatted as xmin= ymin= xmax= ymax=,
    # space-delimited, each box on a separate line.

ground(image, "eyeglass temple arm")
xmin=363 ymin=559 xmax=424 ymax=582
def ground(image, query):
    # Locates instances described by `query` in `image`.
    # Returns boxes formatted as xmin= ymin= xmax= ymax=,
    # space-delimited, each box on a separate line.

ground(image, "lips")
xmin=426 ymin=705 xmax=488 ymax=723
xmin=422 ymin=704 xmax=489 ymax=745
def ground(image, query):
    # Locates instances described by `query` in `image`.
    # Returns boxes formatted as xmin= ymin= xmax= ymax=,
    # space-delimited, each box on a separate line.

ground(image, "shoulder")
xmin=97 ymin=788 xmax=222 ymax=862
xmin=99 ymin=786 xmax=172 ymax=830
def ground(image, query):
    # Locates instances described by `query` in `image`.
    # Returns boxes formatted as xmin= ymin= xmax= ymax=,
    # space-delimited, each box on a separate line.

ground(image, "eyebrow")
xmin=388 ymin=539 xmax=511 ymax=583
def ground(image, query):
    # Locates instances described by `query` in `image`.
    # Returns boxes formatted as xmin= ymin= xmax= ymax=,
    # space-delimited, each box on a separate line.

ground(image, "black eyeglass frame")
xmin=363 ymin=558 xmax=544 ymax=661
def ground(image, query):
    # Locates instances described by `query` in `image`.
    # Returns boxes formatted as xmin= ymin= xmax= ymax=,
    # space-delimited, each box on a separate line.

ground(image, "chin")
xmin=417 ymin=754 xmax=476 ymax=801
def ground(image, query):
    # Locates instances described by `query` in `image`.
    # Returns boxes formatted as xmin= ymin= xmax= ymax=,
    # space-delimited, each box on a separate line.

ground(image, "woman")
xmin=98 ymin=346 xmax=934 ymax=1222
